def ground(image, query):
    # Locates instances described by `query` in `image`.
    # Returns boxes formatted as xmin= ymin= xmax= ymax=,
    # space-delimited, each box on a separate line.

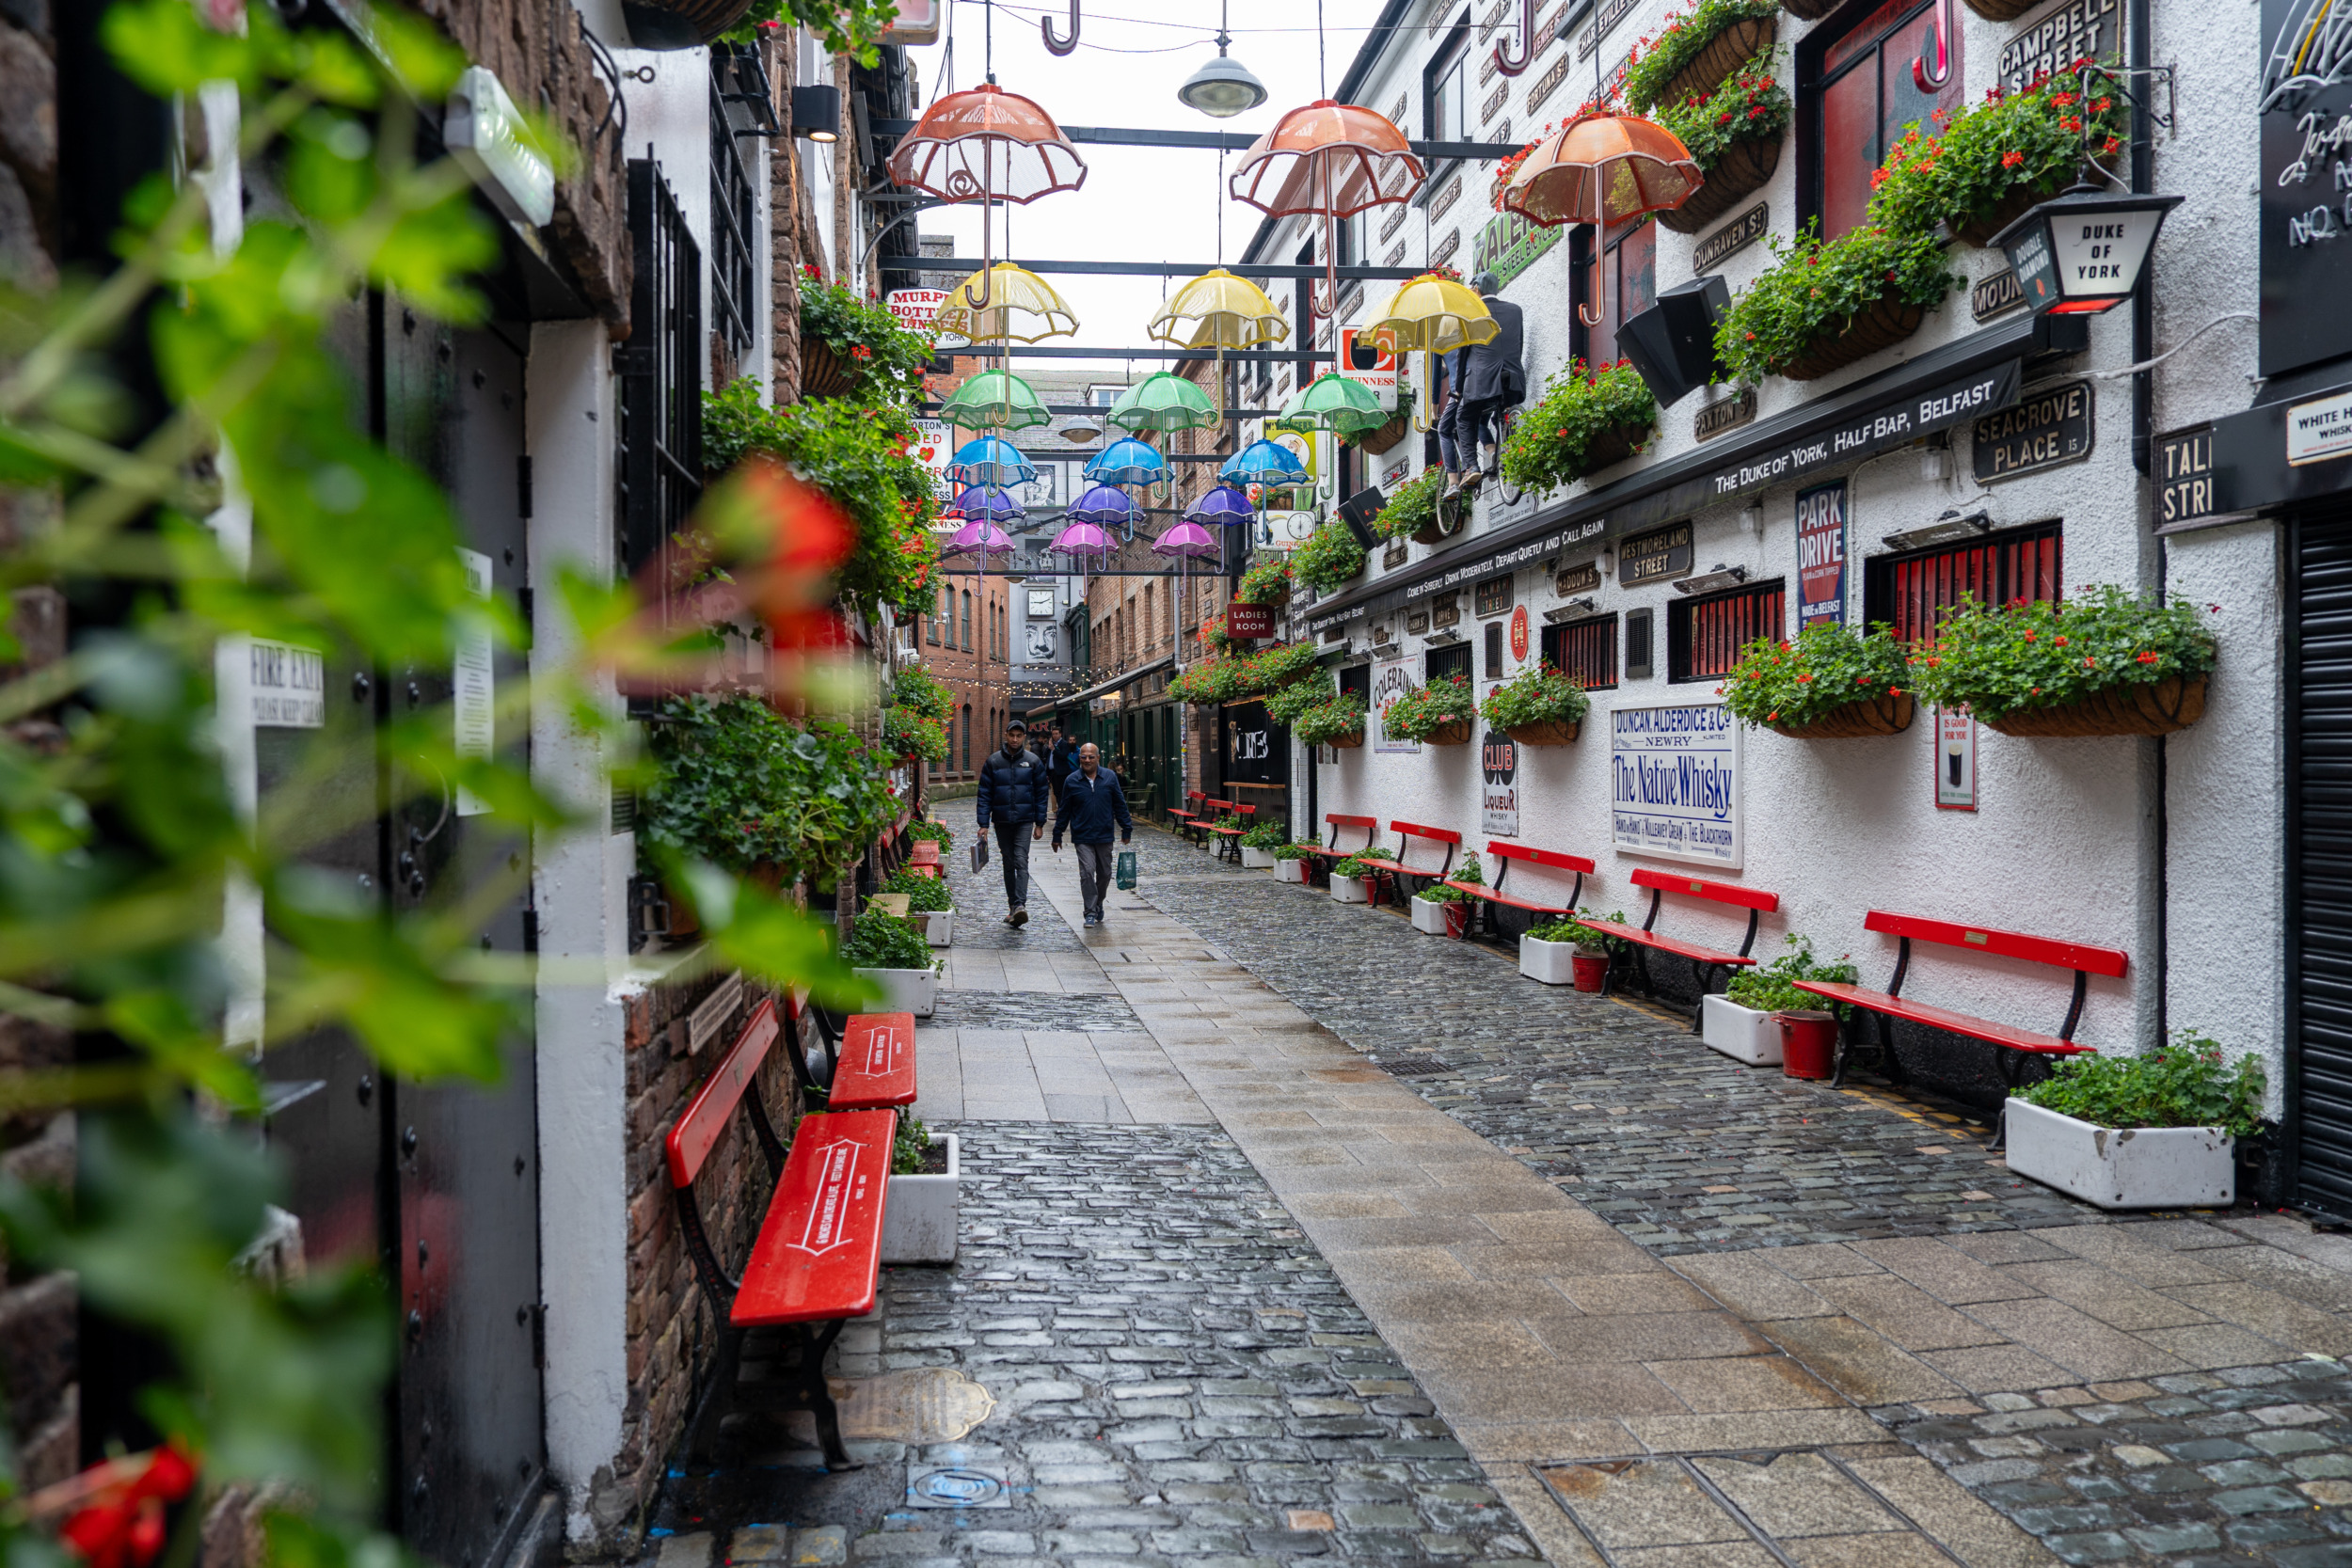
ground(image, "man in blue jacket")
xmin=976 ymin=717 xmax=1049 ymax=926
xmin=1052 ymin=741 xmax=1133 ymax=928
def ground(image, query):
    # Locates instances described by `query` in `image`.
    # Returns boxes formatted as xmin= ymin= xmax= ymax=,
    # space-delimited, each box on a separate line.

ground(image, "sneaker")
xmin=1441 ymin=471 xmax=1463 ymax=500
xmin=1001 ymin=911 xmax=1017 ymax=925
xmin=1011 ymin=907 xmax=1029 ymax=927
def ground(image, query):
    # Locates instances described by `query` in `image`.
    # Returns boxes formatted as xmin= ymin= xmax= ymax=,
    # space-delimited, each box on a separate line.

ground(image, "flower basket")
xmin=1424 ymin=720 xmax=1473 ymax=746
xmin=1505 ymin=720 xmax=1581 ymax=746
xmin=1357 ymin=410 xmax=1411 ymax=454
xmin=1412 ymin=515 xmax=1460 ymax=546
xmin=1325 ymin=730 xmax=1366 ymax=749
xmin=1581 ymin=420 xmax=1652 ymax=472
xmin=1777 ymin=294 xmax=1927 ymax=381
xmin=801 ymin=339 xmax=858 ymax=399
xmin=1658 ymin=135 xmax=1782 ymax=236
xmin=619 ymin=0 xmax=758 ymax=48
xmin=1767 ymin=692 xmax=1915 ymax=739
xmin=1659 ymin=13 xmax=1777 ymax=112
xmin=1982 ymin=675 xmax=2209 ymax=738
xmin=1778 ymin=0 xmax=1840 ymax=15
xmin=1960 ymin=0 xmax=2040 ymax=17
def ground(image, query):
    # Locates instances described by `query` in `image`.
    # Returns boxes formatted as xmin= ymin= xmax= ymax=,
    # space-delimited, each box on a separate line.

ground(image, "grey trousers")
xmin=993 ymin=820 xmax=1034 ymax=911
xmin=1075 ymin=841 xmax=1116 ymax=920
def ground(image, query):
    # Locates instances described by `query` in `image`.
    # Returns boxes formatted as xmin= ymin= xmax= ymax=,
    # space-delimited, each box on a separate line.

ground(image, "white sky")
xmin=907 ymin=0 xmax=1398 ymax=378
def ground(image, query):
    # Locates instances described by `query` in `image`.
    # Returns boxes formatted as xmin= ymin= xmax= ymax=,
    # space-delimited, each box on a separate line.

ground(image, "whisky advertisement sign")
xmin=1610 ymin=703 xmax=1742 ymax=870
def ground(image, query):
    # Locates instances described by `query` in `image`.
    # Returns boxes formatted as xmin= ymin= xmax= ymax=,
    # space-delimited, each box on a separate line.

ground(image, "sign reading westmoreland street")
xmin=1612 ymin=703 xmax=1741 ymax=871
xmin=1702 ymin=360 xmax=2021 ymax=504
xmin=1620 ymin=521 xmax=1693 ymax=586
xmin=1972 ymin=378 xmax=2094 ymax=483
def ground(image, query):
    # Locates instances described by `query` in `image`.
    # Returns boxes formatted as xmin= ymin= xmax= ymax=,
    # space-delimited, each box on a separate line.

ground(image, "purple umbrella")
xmin=1067 ymin=483 xmax=1140 ymax=530
xmin=1186 ymin=483 xmax=1257 ymax=526
xmin=941 ymin=516 xmax=1014 ymax=556
xmin=946 ymin=484 xmax=1025 ymax=524
xmin=1051 ymin=519 xmax=1115 ymax=556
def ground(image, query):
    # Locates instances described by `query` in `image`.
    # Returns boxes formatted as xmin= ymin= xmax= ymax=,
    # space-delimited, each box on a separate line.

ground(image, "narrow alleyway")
xmin=649 ymin=810 xmax=2352 ymax=1568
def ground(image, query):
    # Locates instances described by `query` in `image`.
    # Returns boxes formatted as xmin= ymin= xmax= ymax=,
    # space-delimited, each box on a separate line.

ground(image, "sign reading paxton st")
xmin=1611 ymin=703 xmax=1742 ymax=870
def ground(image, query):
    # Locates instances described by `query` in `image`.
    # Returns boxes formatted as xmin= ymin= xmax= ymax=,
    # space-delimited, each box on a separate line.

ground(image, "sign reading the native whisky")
xmin=1618 ymin=521 xmax=1693 ymax=586
xmin=1611 ymin=703 xmax=1742 ymax=870
xmin=1973 ymin=378 xmax=2095 ymax=483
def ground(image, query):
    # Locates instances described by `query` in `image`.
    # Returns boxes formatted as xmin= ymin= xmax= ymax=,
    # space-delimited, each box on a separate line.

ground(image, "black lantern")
xmin=1989 ymin=183 xmax=2184 ymax=317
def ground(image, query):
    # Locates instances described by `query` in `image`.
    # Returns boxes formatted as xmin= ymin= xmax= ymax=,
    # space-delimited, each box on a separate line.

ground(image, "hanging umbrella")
xmin=1051 ymin=518 xmax=1116 ymax=559
xmin=940 ymin=369 xmax=1052 ymax=432
xmin=1186 ymin=483 xmax=1258 ymax=525
xmin=1366 ymin=272 xmax=1501 ymax=356
xmin=1148 ymin=269 xmax=1290 ymax=351
xmin=933 ymin=262 xmax=1080 ymax=344
xmin=1275 ymin=372 xmax=1390 ymax=439
xmin=940 ymin=515 xmax=1014 ymax=556
xmin=1230 ymin=100 xmax=1424 ymax=318
xmin=1066 ymin=483 xmax=1140 ymax=529
xmin=1105 ymin=372 xmax=1220 ymax=435
xmin=1083 ymin=438 xmax=1168 ymax=487
xmin=885 ymin=83 xmax=1087 ymax=313
xmin=945 ymin=484 xmax=1025 ymax=525
xmin=1501 ymin=111 xmax=1703 ymax=328
xmin=1219 ymin=440 xmax=1306 ymax=486
xmin=946 ymin=436 xmax=1037 ymax=488
xmin=1153 ymin=517 xmax=1225 ymax=655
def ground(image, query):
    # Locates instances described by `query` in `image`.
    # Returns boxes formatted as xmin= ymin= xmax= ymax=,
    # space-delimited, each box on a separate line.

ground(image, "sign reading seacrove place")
xmin=1973 ymin=378 xmax=2095 ymax=483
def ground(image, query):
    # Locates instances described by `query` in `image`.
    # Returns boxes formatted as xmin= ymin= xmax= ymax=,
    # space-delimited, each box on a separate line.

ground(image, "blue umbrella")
xmin=1219 ymin=437 xmax=1307 ymax=485
xmin=1186 ymin=484 xmax=1257 ymax=526
xmin=946 ymin=485 xmax=1025 ymax=525
xmin=1083 ymin=438 xmax=1168 ymax=487
xmin=946 ymin=437 xmax=1037 ymax=488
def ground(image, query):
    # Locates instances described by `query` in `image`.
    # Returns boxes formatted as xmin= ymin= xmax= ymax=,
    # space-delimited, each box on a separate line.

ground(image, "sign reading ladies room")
xmin=1611 ymin=704 xmax=1742 ymax=870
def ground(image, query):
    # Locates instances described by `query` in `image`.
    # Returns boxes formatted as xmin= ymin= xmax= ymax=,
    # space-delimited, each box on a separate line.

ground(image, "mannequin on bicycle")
xmin=1438 ymin=272 xmax=1526 ymax=501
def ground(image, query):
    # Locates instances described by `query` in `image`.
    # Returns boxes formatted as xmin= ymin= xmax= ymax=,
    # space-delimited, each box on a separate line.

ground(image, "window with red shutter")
xmin=1541 ymin=615 xmax=1619 ymax=691
xmin=1669 ymin=581 xmax=1787 ymax=683
xmin=1804 ymin=0 xmax=1963 ymax=242
xmin=1866 ymin=523 xmax=2062 ymax=642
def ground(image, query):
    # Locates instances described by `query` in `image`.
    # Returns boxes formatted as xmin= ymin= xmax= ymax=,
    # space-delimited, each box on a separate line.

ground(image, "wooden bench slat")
xmin=1863 ymin=911 xmax=2128 ymax=978
xmin=733 ymin=1109 xmax=898 ymax=1326
xmin=1601 ymin=925 xmax=1759 ymax=969
xmin=830 ymin=1012 xmax=918 ymax=1109
xmin=1488 ymin=842 xmax=1596 ymax=874
xmin=1390 ymin=819 xmax=1462 ymax=845
xmin=1325 ymin=813 xmax=1376 ymax=828
xmin=1444 ymin=880 xmax=1565 ymax=914
xmin=1792 ymin=980 xmax=2094 ymax=1056
xmin=1629 ymin=867 xmax=1779 ymax=912
xmin=666 ymin=1000 xmax=781 ymax=1188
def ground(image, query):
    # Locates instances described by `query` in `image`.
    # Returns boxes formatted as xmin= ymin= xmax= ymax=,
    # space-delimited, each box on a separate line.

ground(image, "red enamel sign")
xmin=1509 ymin=605 xmax=1530 ymax=663
xmin=733 ymin=1109 xmax=897 ymax=1326
xmin=832 ymin=1012 xmax=919 ymax=1108
xmin=1226 ymin=602 xmax=1278 ymax=640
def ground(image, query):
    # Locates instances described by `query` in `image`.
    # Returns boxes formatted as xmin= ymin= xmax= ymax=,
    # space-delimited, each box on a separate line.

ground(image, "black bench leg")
xmin=686 ymin=1323 xmax=746 ymax=1467
xmin=795 ymin=1321 xmax=857 ymax=1469
xmin=1687 ymin=960 xmax=1716 ymax=1034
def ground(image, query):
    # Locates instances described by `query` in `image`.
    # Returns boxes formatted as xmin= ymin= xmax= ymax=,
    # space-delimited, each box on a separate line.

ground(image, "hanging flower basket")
xmin=1658 ymin=136 xmax=1782 ymax=235
xmin=1325 ymin=730 xmax=1366 ymax=749
xmin=1779 ymin=0 xmax=1841 ymax=15
xmin=1424 ymin=720 xmax=1473 ymax=746
xmin=1658 ymin=14 xmax=1778 ymax=113
xmin=1961 ymin=0 xmax=2040 ymax=18
xmin=1354 ymin=410 xmax=1411 ymax=454
xmin=1767 ymin=692 xmax=1915 ymax=739
xmin=1581 ymin=420 xmax=1654 ymax=472
xmin=620 ymin=0 xmax=757 ymax=49
xmin=1412 ymin=514 xmax=1464 ymax=546
xmin=1506 ymin=720 xmax=1581 ymax=746
xmin=1777 ymin=294 xmax=1928 ymax=381
xmin=1983 ymin=675 xmax=2209 ymax=738
xmin=802 ymin=340 xmax=858 ymax=399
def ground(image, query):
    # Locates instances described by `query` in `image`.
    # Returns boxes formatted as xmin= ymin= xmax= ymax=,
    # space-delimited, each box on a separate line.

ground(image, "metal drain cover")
xmin=1379 ymin=1055 xmax=1454 ymax=1078
xmin=906 ymin=1465 xmax=1011 ymax=1509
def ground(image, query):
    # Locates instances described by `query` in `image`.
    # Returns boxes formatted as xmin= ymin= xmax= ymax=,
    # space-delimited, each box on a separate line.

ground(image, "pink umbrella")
xmin=1152 ymin=519 xmax=1222 ymax=673
xmin=942 ymin=517 xmax=1014 ymax=556
xmin=1051 ymin=519 xmax=1114 ymax=557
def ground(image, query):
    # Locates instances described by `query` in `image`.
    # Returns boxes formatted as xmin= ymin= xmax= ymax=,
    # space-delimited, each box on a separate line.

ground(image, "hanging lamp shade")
xmin=1367 ymin=273 xmax=1502 ymax=356
xmin=1147 ymin=269 xmax=1290 ymax=351
xmin=1105 ymin=372 xmax=1220 ymax=434
xmin=1152 ymin=519 xmax=1222 ymax=557
xmin=1083 ymin=438 xmax=1168 ymax=486
xmin=946 ymin=436 xmax=1038 ymax=488
xmin=1218 ymin=441 xmax=1306 ymax=486
xmin=945 ymin=484 xmax=1025 ymax=525
xmin=1502 ymin=112 xmax=1702 ymax=229
xmin=1185 ymin=484 xmax=1258 ymax=526
xmin=933 ymin=262 xmax=1080 ymax=343
xmin=884 ymin=84 xmax=1089 ymax=203
xmin=940 ymin=516 xmax=1015 ymax=556
xmin=940 ymin=369 xmax=1052 ymax=432
xmin=1229 ymin=100 xmax=1426 ymax=218
xmin=1066 ymin=484 xmax=1140 ymax=527
xmin=1274 ymin=372 xmax=1390 ymax=437
xmin=1051 ymin=519 xmax=1117 ymax=556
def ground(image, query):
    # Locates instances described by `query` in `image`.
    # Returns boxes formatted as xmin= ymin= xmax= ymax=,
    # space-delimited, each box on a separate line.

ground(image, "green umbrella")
xmin=1106 ymin=371 xmax=1220 ymax=435
xmin=1272 ymin=372 xmax=1389 ymax=438
xmin=940 ymin=369 xmax=1052 ymax=432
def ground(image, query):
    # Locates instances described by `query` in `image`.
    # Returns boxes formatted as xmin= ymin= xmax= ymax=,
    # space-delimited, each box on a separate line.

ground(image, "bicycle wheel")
xmin=1490 ymin=412 xmax=1525 ymax=505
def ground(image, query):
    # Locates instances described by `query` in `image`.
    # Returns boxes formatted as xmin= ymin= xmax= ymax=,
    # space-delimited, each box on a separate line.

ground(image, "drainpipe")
xmin=2132 ymin=0 xmax=2167 ymax=1049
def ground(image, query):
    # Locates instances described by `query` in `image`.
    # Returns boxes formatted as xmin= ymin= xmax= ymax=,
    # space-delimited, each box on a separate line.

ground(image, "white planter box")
xmin=2003 ymin=1098 xmax=2235 ymax=1211
xmin=1240 ymin=847 xmax=1276 ymax=868
xmin=854 ymin=963 xmax=939 ymax=1019
xmin=1518 ymin=933 xmax=1580 ymax=985
xmin=1275 ymin=859 xmax=1309 ymax=883
xmin=914 ymin=908 xmax=954 ymax=948
xmin=1330 ymin=875 xmax=1370 ymax=904
xmin=882 ymin=1132 xmax=960 ymax=1265
xmin=1701 ymin=994 xmax=1784 ymax=1066
xmin=1411 ymin=895 xmax=1452 ymax=933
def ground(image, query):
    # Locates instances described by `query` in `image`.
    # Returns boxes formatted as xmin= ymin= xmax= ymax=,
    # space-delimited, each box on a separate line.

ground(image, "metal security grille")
xmin=1425 ymin=641 xmax=1472 ymax=686
xmin=708 ymin=48 xmax=761 ymax=370
xmin=1542 ymin=614 xmax=1618 ymax=690
xmin=616 ymin=158 xmax=704 ymax=583
xmin=2293 ymin=513 xmax=2352 ymax=1219
xmin=1670 ymin=581 xmax=1784 ymax=682
xmin=1869 ymin=522 xmax=2062 ymax=642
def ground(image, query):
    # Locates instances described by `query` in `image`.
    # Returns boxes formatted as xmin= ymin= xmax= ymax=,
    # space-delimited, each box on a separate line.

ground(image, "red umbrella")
xmin=886 ymin=84 xmax=1087 ymax=310
xmin=1501 ymin=110 xmax=1701 ymax=326
xmin=1230 ymin=100 xmax=1423 ymax=318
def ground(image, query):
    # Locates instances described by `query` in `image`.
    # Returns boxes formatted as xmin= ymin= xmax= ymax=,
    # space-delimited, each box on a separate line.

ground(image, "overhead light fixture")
xmin=1990 ymin=182 xmax=2184 ymax=317
xmin=791 ymin=85 xmax=841 ymax=142
xmin=1883 ymin=507 xmax=1992 ymax=552
xmin=1058 ymin=420 xmax=1102 ymax=444
xmin=1737 ymin=501 xmax=1764 ymax=537
xmin=1543 ymin=596 xmax=1598 ymax=623
xmin=1177 ymin=4 xmax=1267 ymax=119
xmin=1674 ymin=563 xmax=1751 ymax=595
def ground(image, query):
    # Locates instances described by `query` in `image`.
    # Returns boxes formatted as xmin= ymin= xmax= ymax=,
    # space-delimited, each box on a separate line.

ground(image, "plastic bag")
xmin=1116 ymin=849 xmax=1137 ymax=891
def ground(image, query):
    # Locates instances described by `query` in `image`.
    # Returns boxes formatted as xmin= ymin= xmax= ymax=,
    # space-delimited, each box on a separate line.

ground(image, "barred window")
xmin=1426 ymin=641 xmax=1472 ymax=686
xmin=1867 ymin=522 xmax=2061 ymax=643
xmin=1541 ymin=614 xmax=1618 ymax=691
xmin=1669 ymin=580 xmax=1786 ymax=683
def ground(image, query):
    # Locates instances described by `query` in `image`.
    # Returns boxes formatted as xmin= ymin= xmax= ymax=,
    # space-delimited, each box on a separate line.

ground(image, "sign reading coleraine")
xmin=1611 ymin=703 xmax=1741 ymax=870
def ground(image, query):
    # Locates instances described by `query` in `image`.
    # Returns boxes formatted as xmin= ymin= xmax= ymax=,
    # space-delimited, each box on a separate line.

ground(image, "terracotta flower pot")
xmin=1777 ymin=295 xmax=1928 ymax=381
xmin=1655 ymin=13 xmax=1778 ymax=111
xmin=1658 ymin=135 xmax=1783 ymax=236
xmin=1505 ymin=720 xmax=1581 ymax=745
xmin=1422 ymin=720 xmax=1474 ymax=746
xmin=1767 ymin=692 xmax=1915 ymax=739
xmin=1983 ymin=674 xmax=2209 ymax=737
xmin=801 ymin=339 xmax=858 ymax=399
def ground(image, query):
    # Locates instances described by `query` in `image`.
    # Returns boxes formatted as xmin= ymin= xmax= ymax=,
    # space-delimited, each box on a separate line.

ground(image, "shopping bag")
xmin=970 ymin=836 xmax=988 ymax=875
xmin=1116 ymin=849 xmax=1137 ymax=891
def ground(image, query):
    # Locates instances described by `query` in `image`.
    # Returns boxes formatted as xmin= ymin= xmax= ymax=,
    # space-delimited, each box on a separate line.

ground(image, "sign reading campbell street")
xmin=1611 ymin=703 xmax=1742 ymax=870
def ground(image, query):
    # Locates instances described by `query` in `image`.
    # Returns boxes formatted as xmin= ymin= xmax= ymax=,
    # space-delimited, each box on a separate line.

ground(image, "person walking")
xmin=1046 ymin=723 xmax=1079 ymax=818
xmin=1052 ymin=741 xmax=1132 ymax=928
xmin=976 ymin=717 xmax=1048 ymax=927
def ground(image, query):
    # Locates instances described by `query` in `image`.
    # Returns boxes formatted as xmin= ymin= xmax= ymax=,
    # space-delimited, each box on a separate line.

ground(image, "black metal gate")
xmin=2292 ymin=509 xmax=2352 ymax=1220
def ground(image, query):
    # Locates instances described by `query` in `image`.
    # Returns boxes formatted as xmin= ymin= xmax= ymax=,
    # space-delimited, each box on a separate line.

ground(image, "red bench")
xmin=1792 ymin=911 xmax=2127 ymax=1096
xmin=1304 ymin=813 xmax=1376 ymax=885
xmin=831 ymin=1011 xmax=919 ymax=1109
xmin=1585 ymin=868 xmax=1779 ymax=1033
xmin=1207 ymin=801 xmax=1257 ymax=863
xmin=667 ymin=1005 xmax=897 ymax=1470
xmin=1376 ymin=820 xmax=1460 ymax=907
xmin=1168 ymin=789 xmax=1207 ymax=841
xmin=1188 ymin=797 xmax=1232 ymax=850
xmin=1442 ymin=841 xmax=1596 ymax=938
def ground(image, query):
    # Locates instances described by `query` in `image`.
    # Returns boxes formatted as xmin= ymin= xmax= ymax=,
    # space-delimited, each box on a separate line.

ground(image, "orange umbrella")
xmin=886 ymin=84 xmax=1087 ymax=310
xmin=1230 ymin=99 xmax=1424 ymax=318
xmin=1502 ymin=111 xmax=1701 ymax=326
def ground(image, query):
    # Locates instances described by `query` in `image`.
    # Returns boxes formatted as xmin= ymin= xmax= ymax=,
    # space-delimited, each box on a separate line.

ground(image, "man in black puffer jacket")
xmin=976 ymin=717 xmax=1050 ymax=926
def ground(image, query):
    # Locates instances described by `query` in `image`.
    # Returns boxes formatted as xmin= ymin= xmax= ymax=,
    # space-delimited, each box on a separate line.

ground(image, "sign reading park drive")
xmin=1794 ymin=481 xmax=1847 ymax=628
xmin=1611 ymin=703 xmax=1742 ymax=870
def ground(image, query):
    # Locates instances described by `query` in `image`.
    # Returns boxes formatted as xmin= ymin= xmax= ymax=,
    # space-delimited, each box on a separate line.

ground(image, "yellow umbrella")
xmin=1366 ymin=273 xmax=1500 ymax=356
xmin=1146 ymin=268 xmax=1290 ymax=351
xmin=934 ymin=262 xmax=1080 ymax=344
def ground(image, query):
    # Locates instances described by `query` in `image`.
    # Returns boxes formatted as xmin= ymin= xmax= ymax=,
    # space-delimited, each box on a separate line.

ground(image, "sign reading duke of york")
xmin=1611 ymin=704 xmax=1742 ymax=870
